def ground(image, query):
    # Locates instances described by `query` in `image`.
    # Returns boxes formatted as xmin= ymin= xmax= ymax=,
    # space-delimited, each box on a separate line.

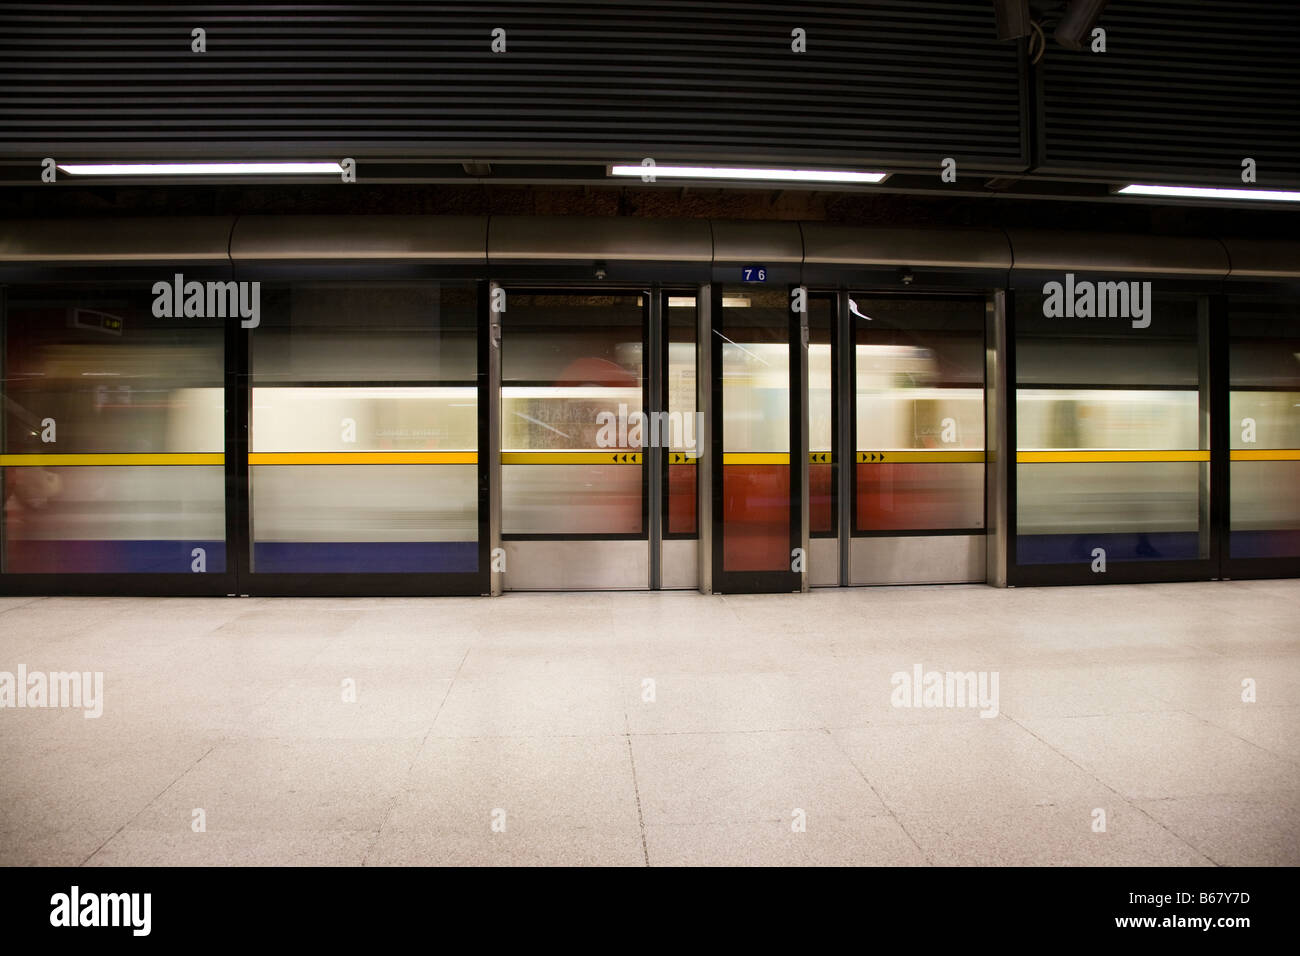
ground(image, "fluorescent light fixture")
xmin=57 ymin=161 xmax=343 ymax=176
xmin=668 ymin=296 xmax=697 ymax=308
xmin=721 ymin=296 xmax=751 ymax=308
xmin=610 ymin=164 xmax=888 ymax=184
xmin=1118 ymin=183 xmax=1300 ymax=203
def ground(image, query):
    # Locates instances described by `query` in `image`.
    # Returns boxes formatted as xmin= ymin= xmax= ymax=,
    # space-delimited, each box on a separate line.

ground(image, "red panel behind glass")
xmin=667 ymin=463 xmax=697 ymax=535
xmin=856 ymin=462 xmax=982 ymax=531
xmin=809 ymin=462 xmax=833 ymax=534
xmin=723 ymin=464 xmax=790 ymax=571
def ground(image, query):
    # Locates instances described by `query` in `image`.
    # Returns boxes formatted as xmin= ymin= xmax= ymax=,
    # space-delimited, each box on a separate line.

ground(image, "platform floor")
xmin=1 ymin=579 xmax=1297 ymax=866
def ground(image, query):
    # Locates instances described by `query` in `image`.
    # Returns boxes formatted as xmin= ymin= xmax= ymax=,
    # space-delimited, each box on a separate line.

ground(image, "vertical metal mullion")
xmin=229 ymin=269 xmax=250 ymax=596
xmin=647 ymin=287 xmax=663 ymax=589
xmin=986 ymin=290 xmax=1010 ymax=587
xmin=475 ymin=279 xmax=492 ymax=595
xmin=794 ymin=284 xmax=809 ymax=593
xmin=1208 ymin=293 xmax=1230 ymax=577
xmin=836 ymin=289 xmax=853 ymax=586
xmin=1003 ymin=288 xmax=1019 ymax=586
xmin=699 ymin=282 xmax=714 ymax=594
xmin=1198 ymin=295 xmax=1212 ymax=569
xmin=488 ymin=281 xmax=503 ymax=596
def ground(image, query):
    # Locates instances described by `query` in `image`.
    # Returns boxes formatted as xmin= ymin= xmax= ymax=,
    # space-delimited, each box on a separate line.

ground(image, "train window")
xmin=501 ymin=292 xmax=645 ymax=536
xmin=1228 ymin=296 xmax=1300 ymax=559
xmin=851 ymin=296 xmax=985 ymax=533
xmin=248 ymin=282 xmax=479 ymax=574
xmin=1014 ymin=291 xmax=1210 ymax=565
xmin=2 ymin=282 xmax=225 ymax=574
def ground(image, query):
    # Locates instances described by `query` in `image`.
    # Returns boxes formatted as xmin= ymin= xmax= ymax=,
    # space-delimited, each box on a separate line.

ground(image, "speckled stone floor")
xmin=1 ymin=579 xmax=1297 ymax=866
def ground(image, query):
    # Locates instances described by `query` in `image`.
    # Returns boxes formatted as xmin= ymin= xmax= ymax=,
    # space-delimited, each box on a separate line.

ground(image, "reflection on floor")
xmin=1 ymin=580 xmax=1297 ymax=866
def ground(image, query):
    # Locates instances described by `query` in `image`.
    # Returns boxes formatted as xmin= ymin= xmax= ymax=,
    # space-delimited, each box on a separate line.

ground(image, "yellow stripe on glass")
xmin=1016 ymin=450 xmax=1210 ymax=463
xmin=0 ymin=453 xmax=224 ymax=466
xmin=1230 ymin=449 xmax=1300 ymax=461
xmin=722 ymin=453 xmax=789 ymax=465
xmin=249 ymin=452 xmax=476 ymax=465
xmin=501 ymin=451 xmax=641 ymax=465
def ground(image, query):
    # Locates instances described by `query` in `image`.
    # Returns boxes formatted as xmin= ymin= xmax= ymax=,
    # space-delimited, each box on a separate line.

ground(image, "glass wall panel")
xmin=248 ymin=282 xmax=478 ymax=574
xmin=250 ymin=465 xmax=476 ymax=572
xmin=252 ymin=283 xmax=475 ymax=383
xmin=1228 ymin=296 xmax=1300 ymax=559
xmin=1015 ymin=291 xmax=1208 ymax=565
xmin=2 ymin=283 xmax=225 ymax=573
xmin=720 ymin=288 xmax=791 ymax=572
xmin=808 ymin=296 xmax=834 ymax=535
xmin=852 ymin=296 xmax=985 ymax=532
xmin=666 ymin=294 xmax=698 ymax=537
xmin=501 ymin=292 xmax=645 ymax=536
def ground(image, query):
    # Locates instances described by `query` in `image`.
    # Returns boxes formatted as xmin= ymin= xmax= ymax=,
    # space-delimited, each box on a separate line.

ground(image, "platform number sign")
xmin=742 ymin=266 xmax=767 ymax=282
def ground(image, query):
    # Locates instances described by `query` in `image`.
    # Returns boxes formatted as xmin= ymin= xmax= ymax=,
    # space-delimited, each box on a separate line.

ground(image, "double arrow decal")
xmin=670 ymin=453 xmax=698 ymax=464
xmin=808 ymin=452 xmax=830 ymax=463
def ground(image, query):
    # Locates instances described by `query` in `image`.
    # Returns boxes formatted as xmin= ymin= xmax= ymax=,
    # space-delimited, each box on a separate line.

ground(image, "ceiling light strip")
xmin=57 ymin=162 xmax=344 ymax=176
xmin=610 ymin=164 xmax=887 ymax=184
xmin=1118 ymin=184 xmax=1300 ymax=202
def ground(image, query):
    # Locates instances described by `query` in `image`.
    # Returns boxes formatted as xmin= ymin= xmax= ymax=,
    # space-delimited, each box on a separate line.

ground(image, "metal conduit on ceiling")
xmin=0 ymin=216 xmax=1296 ymax=278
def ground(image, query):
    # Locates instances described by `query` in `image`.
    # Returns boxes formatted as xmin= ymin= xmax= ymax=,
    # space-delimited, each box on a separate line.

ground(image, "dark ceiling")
xmin=1 ymin=1 xmax=1296 ymax=202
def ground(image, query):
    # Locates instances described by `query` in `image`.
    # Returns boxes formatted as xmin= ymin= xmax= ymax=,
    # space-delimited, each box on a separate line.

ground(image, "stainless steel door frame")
xmin=797 ymin=286 xmax=810 ymax=592
xmin=708 ymin=282 xmax=805 ymax=594
xmin=489 ymin=280 xmax=504 ymax=595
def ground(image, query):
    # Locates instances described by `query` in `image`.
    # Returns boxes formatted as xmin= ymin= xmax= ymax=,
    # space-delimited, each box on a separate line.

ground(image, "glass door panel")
xmin=849 ymin=294 xmax=986 ymax=585
xmin=713 ymin=285 xmax=800 ymax=592
xmin=499 ymin=290 xmax=648 ymax=590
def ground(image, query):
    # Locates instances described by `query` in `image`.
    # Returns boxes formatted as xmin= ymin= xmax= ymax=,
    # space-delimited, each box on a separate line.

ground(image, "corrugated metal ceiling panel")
xmin=0 ymin=1 xmax=1028 ymax=170
xmin=1038 ymin=0 xmax=1300 ymax=187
